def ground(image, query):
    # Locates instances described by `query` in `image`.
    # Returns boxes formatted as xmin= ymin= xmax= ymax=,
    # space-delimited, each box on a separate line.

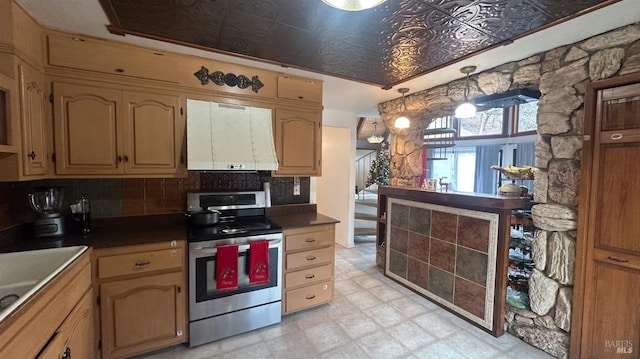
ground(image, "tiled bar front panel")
xmin=385 ymin=198 xmax=499 ymax=331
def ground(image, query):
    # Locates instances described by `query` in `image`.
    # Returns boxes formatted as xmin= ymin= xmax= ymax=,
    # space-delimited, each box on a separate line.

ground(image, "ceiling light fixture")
xmin=455 ymin=65 xmax=477 ymax=118
xmin=322 ymin=0 xmax=386 ymax=11
xmin=394 ymin=88 xmax=410 ymax=128
xmin=367 ymin=120 xmax=384 ymax=144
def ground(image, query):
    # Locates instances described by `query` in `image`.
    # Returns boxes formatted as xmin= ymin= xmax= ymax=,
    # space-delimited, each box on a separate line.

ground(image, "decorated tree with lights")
xmin=366 ymin=143 xmax=391 ymax=187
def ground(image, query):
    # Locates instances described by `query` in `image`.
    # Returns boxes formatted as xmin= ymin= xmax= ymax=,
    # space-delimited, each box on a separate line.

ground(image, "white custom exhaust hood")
xmin=186 ymin=99 xmax=279 ymax=171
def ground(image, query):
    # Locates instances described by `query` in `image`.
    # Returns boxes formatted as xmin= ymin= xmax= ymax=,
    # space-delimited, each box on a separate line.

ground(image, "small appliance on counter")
xmin=70 ymin=197 xmax=91 ymax=234
xmin=28 ymin=186 xmax=65 ymax=238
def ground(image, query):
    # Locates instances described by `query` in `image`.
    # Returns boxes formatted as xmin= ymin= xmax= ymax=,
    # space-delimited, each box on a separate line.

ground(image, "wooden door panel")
xmin=18 ymin=64 xmax=47 ymax=176
xmin=274 ymin=108 xmax=321 ymax=176
xmin=586 ymin=262 xmax=640 ymax=358
xmin=123 ymin=92 xmax=183 ymax=175
xmin=596 ymin=144 xmax=640 ymax=254
xmin=281 ymin=119 xmax=315 ymax=167
xmin=54 ymin=83 xmax=122 ymax=174
xmin=37 ymin=290 xmax=93 ymax=359
xmin=576 ymin=75 xmax=640 ymax=358
xmin=100 ymin=272 xmax=185 ymax=359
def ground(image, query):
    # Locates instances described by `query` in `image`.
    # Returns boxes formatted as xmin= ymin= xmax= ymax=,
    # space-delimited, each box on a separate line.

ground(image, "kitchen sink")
xmin=0 ymin=246 xmax=88 ymax=323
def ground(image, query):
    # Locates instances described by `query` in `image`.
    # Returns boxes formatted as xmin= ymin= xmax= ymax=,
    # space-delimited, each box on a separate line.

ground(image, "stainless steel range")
xmin=187 ymin=191 xmax=282 ymax=347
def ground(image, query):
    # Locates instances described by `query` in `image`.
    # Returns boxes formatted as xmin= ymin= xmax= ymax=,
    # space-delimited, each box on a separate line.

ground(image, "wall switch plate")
xmin=293 ymin=176 xmax=300 ymax=195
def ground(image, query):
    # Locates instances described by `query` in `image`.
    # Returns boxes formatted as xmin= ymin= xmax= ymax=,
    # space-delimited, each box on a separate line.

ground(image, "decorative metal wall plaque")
xmin=194 ymin=66 xmax=264 ymax=93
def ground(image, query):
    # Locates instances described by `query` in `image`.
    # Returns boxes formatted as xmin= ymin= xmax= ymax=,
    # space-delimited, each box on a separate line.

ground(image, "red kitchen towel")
xmin=249 ymin=240 xmax=270 ymax=285
xmin=216 ymin=244 xmax=239 ymax=290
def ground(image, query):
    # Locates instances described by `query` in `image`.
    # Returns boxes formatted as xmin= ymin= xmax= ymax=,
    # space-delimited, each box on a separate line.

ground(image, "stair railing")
xmin=355 ymin=150 xmax=377 ymax=201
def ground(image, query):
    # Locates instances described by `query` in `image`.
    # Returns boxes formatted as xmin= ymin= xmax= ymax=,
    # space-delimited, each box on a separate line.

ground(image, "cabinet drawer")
xmin=285 ymin=225 xmax=334 ymax=251
xmin=277 ymin=76 xmax=322 ymax=103
xmin=285 ymin=263 xmax=332 ymax=288
xmin=286 ymin=247 xmax=333 ymax=270
xmin=285 ymin=281 xmax=333 ymax=313
xmin=98 ymin=248 xmax=183 ymax=279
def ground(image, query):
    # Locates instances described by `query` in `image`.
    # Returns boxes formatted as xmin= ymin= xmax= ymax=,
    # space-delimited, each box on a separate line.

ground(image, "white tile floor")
xmin=138 ymin=241 xmax=554 ymax=359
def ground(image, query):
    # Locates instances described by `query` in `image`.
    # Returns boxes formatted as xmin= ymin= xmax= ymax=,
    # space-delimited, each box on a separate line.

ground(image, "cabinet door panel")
xmin=18 ymin=63 xmax=47 ymax=176
xmin=595 ymin=144 xmax=640 ymax=254
xmin=53 ymin=83 xmax=122 ymax=174
xmin=37 ymin=290 xmax=93 ymax=359
xmin=100 ymin=272 xmax=185 ymax=359
xmin=274 ymin=108 xmax=321 ymax=176
xmin=585 ymin=261 xmax=640 ymax=358
xmin=123 ymin=92 xmax=184 ymax=175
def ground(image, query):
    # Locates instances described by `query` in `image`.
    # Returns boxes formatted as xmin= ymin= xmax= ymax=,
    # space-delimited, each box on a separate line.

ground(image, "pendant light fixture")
xmin=322 ymin=0 xmax=386 ymax=11
xmin=455 ymin=65 xmax=477 ymax=118
xmin=367 ymin=120 xmax=384 ymax=144
xmin=394 ymin=88 xmax=410 ymax=128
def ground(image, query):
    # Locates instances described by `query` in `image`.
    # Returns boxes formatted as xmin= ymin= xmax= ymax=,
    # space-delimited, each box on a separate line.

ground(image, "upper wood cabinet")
xmin=53 ymin=82 xmax=186 ymax=177
xmin=273 ymin=107 xmax=322 ymax=176
xmin=0 ymin=61 xmax=51 ymax=181
xmin=122 ymin=92 xmax=185 ymax=175
xmin=48 ymin=34 xmax=181 ymax=83
xmin=277 ymin=76 xmax=322 ymax=104
xmin=19 ymin=62 xmax=49 ymax=177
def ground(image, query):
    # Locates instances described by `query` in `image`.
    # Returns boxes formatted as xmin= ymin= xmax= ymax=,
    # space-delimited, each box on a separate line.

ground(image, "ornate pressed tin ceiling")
xmin=99 ymin=0 xmax=618 ymax=88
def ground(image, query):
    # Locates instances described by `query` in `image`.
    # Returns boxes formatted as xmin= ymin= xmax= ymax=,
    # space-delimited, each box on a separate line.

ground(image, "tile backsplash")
xmin=0 ymin=171 xmax=310 ymax=230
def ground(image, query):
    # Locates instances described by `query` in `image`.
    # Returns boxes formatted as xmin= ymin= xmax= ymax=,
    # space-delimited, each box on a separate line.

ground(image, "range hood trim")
xmin=186 ymin=99 xmax=279 ymax=171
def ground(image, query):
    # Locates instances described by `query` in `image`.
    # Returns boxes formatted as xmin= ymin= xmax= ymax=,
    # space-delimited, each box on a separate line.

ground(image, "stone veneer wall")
xmin=377 ymin=23 xmax=640 ymax=359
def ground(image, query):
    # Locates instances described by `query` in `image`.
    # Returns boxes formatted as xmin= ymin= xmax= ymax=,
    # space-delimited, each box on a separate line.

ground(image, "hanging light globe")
xmin=394 ymin=88 xmax=411 ymax=128
xmin=454 ymin=65 xmax=478 ymax=119
xmin=394 ymin=116 xmax=410 ymax=128
xmin=455 ymin=102 xmax=477 ymax=118
xmin=322 ymin=0 xmax=386 ymax=11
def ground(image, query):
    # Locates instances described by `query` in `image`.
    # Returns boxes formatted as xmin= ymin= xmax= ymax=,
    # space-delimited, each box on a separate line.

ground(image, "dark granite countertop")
xmin=0 ymin=213 xmax=187 ymax=253
xmin=266 ymin=203 xmax=340 ymax=229
xmin=269 ymin=212 xmax=339 ymax=229
xmin=0 ymin=205 xmax=339 ymax=253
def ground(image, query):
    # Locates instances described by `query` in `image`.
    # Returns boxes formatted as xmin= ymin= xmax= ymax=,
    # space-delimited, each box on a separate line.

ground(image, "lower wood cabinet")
xmin=0 ymin=250 xmax=92 ymax=358
xmin=93 ymin=240 xmax=186 ymax=359
xmin=38 ymin=290 xmax=94 ymax=359
xmin=282 ymin=224 xmax=335 ymax=314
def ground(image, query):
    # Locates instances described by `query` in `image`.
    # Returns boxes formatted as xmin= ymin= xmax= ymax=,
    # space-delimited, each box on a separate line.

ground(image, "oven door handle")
xmin=191 ymin=239 xmax=281 ymax=254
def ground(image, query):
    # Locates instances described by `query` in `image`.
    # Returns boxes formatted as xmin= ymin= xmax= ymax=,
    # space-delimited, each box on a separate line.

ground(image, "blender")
xmin=28 ymin=186 xmax=66 ymax=238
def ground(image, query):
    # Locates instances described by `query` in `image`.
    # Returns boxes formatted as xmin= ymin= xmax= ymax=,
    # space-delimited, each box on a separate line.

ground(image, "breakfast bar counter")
xmin=376 ymin=186 xmax=526 ymax=337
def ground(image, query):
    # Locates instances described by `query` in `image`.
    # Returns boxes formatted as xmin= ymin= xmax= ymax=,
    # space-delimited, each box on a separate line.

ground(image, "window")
xmin=426 ymin=147 xmax=476 ymax=192
xmin=458 ymin=107 xmax=505 ymax=138
xmin=515 ymin=100 xmax=538 ymax=134
xmin=422 ymin=100 xmax=539 ymax=194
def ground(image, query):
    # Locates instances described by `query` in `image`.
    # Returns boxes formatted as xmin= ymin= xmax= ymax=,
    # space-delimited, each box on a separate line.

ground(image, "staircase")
xmin=354 ymin=185 xmax=378 ymax=239
xmin=354 ymin=150 xmax=379 ymax=241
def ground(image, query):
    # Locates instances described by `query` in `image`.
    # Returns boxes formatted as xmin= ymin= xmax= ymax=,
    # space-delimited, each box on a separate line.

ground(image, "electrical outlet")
xmin=293 ymin=176 xmax=300 ymax=195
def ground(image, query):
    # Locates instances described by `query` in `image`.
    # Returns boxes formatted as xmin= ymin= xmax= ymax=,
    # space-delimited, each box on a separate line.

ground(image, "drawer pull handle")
xmin=306 ymin=294 xmax=316 ymax=300
xmin=608 ymin=256 xmax=629 ymax=263
xmin=305 ymin=238 xmax=316 ymax=243
xmin=305 ymin=274 xmax=315 ymax=279
xmin=134 ymin=260 xmax=151 ymax=268
xmin=611 ymin=133 xmax=623 ymax=140
xmin=306 ymin=256 xmax=316 ymax=261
